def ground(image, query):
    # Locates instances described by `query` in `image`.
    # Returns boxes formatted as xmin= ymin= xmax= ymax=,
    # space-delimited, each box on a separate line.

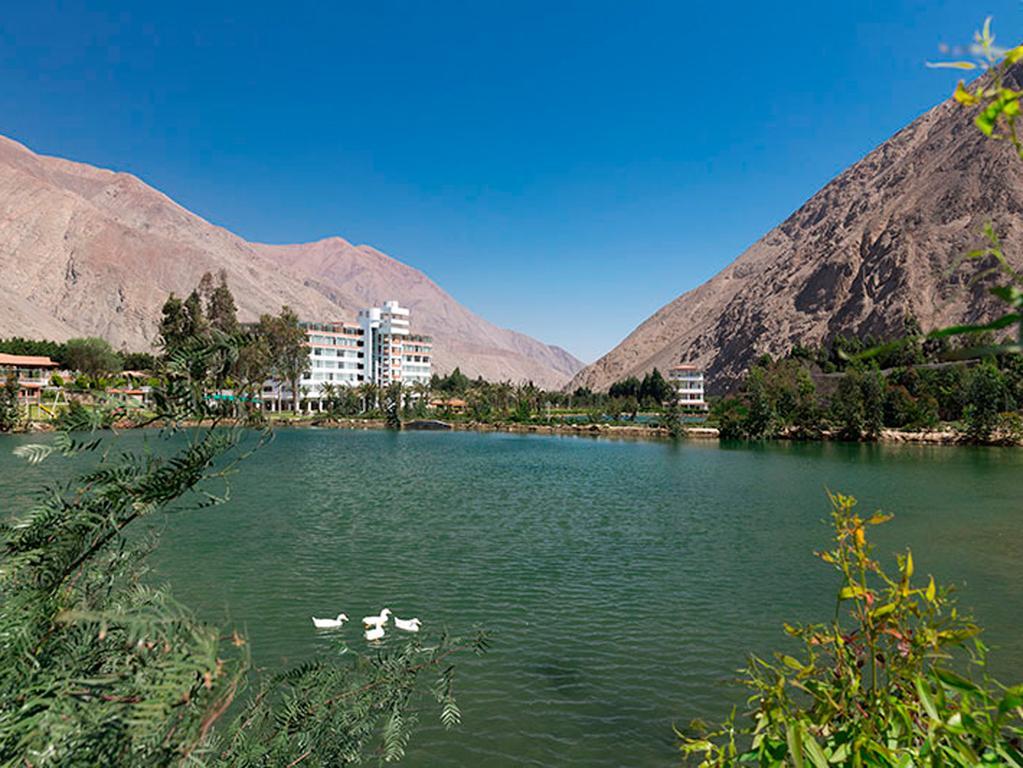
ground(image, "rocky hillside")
xmin=0 ymin=134 xmax=581 ymax=388
xmin=569 ymin=73 xmax=1023 ymax=394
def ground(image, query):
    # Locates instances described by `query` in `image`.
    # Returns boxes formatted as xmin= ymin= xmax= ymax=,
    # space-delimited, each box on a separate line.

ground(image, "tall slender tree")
xmin=260 ymin=307 xmax=308 ymax=413
xmin=207 ymin=270 xmax=239 ymax=334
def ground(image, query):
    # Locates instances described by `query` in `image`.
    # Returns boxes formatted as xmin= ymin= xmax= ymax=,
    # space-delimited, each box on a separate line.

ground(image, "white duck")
xmin=362 ymin=608 xmax=391 ymax=629
xmin=311 ymin=613 xmax=348 ymax=629
xmin=364 ymin=624 xmax=386 ymax=642
xmin=393 ymin=616 xmax=422 ymax=633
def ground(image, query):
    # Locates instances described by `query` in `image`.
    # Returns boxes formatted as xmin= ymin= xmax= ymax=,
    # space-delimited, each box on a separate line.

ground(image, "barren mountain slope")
xmin=0 ymin=135 xmax=581 ymax=387
xmin=568 ymin=77 xmax=1023 ymax=394
xmin=253 ymin=238 xmax=581 ymax=384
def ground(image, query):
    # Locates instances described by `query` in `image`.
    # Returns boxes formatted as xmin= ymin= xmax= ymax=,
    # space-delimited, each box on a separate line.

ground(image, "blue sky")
xmin=0 ymin=2 xmax=1017 ymax=362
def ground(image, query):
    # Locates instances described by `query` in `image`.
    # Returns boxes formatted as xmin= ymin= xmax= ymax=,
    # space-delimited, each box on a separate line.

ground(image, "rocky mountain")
xmin=569 ymin=72 xmax=1023 ymax=394
xmin=0 ymin=134 xmax=582 ymax=388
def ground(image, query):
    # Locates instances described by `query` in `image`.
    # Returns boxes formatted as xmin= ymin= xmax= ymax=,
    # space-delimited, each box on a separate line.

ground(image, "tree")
xmin=184 ymin=290 xmax=207 ymax=338
xmin=207 ymin=269 xmax=239 ymax=334
xmin=0 ymin=373 xmax=20 ymax=432
xmin=640 ymin=368 xmax=673 ymax=406
xmin=357 ymin=382 xmax=379 ymax=413
xmin=661 ymin=395 xmax=687 ymax=439
xmin=790 ymin=368 xmax=823 ymax=439
xmin=65 ymin=337 xmax=122 ymax=378
xmin=741 ymin=367 xmax=775 ymax=438
xmin=384 ymin=381 xmax=403 ymax=429
xmin=260 ymin=307 xmax=308 ymax=413
xmin=121 ymin=350 xmax=157 ymax=371
xmin=609 ymin=376 xmax=641 ymax=400
xmin=434 ymin=367 xmax=471 ymax=395
xmin=861 ymin=369 xmax=886 ymax=441
xmin=832 ymin=370 xmax=865 ymax=440
xmin=712 ymin=396 xmax=746 ymax=440
xmin=158 ymin=294 xmax=193 ymax=355
xmin=964 ymin=364 xmax=1004 ymax=442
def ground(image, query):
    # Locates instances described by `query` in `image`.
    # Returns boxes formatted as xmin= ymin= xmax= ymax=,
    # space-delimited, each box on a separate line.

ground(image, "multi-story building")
xmin=270 ymin=300 xmax=431 ymax=411
xmin=356 ymin=300 xmax=432 ymax=388
xmin=669 ymin=364 xmax=707 ymax=410
xmin=0 ymin=353 xmax=58 ymax=405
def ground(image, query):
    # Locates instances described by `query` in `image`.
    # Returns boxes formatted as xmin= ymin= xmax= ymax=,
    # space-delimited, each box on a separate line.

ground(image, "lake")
xmin=2 ymin=428 xmax=1021 ymax=766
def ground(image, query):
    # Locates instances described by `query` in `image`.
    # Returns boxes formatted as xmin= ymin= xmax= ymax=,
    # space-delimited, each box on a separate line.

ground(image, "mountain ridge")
xmin=0 ymin=133 xmax=582 ymax=388
xmin=568 ymin=73 xmax=1023 ymax=394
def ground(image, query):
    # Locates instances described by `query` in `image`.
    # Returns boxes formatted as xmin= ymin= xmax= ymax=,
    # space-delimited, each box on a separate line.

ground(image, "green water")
xmin=2 ymin=429 xmax=1022 ymax=766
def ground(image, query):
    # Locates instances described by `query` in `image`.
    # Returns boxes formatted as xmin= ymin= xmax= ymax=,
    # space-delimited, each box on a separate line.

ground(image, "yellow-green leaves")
xmin=926 ymin=60 xmax=978 ymax=70
xmin=953 ymin=81 xmax=980 ymax=106
xmin=1006 ymin=45 xmax=1023 ymax=65
xmin=925 ymin=576 xmax=936 ymax=602
xmin=838 ymin=584 xmax=868 ymax=601
xmin=974 ymin=89 xmax=1022 ymax=137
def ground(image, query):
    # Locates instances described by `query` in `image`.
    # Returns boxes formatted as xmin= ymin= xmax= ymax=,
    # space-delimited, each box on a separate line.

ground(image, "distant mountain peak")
xmin=569 ymin=81 xmax=1022 ymax=393
xmin=0 ymin=134 xmax=582 ymax=388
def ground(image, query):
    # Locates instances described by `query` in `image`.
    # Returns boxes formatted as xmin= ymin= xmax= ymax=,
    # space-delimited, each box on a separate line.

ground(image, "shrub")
xmin=678 ymin=493 xmax=1023 ymax=766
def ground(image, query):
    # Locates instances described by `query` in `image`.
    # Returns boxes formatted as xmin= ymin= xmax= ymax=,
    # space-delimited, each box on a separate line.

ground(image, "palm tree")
xmin=320 ymin=382 xmax=337 ymax=416
xmin=415 ymin=382 xmax=430 ymax=417
xmin=356 ymin=382 xmax=378 ymax=414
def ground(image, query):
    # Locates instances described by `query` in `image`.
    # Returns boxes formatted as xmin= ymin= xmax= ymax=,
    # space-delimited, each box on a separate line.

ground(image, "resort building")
xmin=265 ymin=300 xmax=432 ymax=411
xmin=0 ymin=353 xmax=59 ymax=405
xmin=669 ymin=364 xmax=707 ymax=410
xmin=356 ymin=300 xmax=433 ymax=388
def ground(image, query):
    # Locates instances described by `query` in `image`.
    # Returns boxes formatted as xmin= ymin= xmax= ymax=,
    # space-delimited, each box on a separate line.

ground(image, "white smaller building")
xmin=669 ymin=365 xmax=707 ymax=410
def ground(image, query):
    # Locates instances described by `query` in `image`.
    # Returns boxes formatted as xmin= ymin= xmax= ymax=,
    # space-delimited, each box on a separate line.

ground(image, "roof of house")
xmin=430 ymin=397 xmax=467 ymax=407
xmin=0 ymin=353 xmax=58 ymax=368
xmin=670 ymin=364 xmax=700 ymax=372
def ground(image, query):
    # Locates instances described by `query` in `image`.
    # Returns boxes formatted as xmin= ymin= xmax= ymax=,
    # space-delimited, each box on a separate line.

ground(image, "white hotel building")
xmin=668 ymin=364 xmax=707 ymax=410
xmin=265 ymin=300 xmax=432 ymax=411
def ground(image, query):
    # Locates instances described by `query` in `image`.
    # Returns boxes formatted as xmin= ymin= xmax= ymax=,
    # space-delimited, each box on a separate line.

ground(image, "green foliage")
xmin=609 ymin=376 xmax=641 ymax=401
xmin=660 ymin=396 xmax=687 ymax=439
xmin=258 ymin=306 xmax=309 ymax=411
xmin=832 ymin=370 xmax=865 ymax=440
xmin=790 ymin=368 xmax=823 ymax=439
xmin=964 ymin=364 xmax=1005 ymax=442
xmin=205 ymin=269 xmax=239 ymax=334
xmin=678 ymin=493 xmax=1023 ymax=767
xmin=0 ymin=337 xmax=68 ymax=366
xmin=65 ymin=337 xmax=122 ymax=377
xmin=1 ymin=331 xmax=484 ymax=765
xmin=862 ymin=369 xmax=886 ymax=441
xmin=742 ymin=367 xmax=775 ymax=439
xmin=383 ymin=381 xmax=403 ymax=430
xmin=432 ymin=367 xmax=471 ymax=395
xmin=0 ymin=374 xmax=20 ymax=432
xmin=712 ymin=397 xmax=747 ymax=440
xmin=121 ymin=351 xmax=157 ymax=371
xmin=158 ymin=294 xmax=194 ymax=356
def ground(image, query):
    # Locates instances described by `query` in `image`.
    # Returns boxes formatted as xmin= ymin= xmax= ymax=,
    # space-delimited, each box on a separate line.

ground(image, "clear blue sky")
xmin=0 ymin=2 xmax=1017 ymax=362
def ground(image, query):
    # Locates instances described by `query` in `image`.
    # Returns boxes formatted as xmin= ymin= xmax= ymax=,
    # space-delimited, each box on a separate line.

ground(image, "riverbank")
xmin=1 ymin=415 xmax=1005 ymax=446
xmin=280 ymin=417 xmax=988 ymax=446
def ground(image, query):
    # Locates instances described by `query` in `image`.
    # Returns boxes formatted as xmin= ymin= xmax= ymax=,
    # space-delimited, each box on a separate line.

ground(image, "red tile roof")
xmin=0 ymin=353 xmax=58 ymax=367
